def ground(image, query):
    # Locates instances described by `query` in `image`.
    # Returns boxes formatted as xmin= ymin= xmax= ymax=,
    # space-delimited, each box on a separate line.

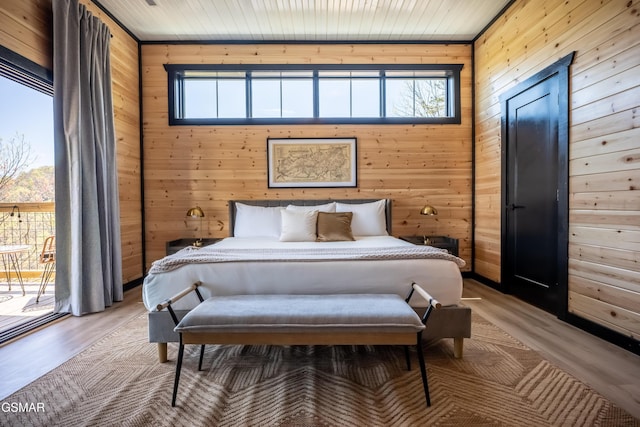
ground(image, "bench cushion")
xmin=174 ymin=294 xmax=426 ymax=334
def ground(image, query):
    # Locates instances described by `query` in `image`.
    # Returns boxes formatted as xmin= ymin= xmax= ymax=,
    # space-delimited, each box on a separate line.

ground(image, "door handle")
xmin=507 ymin=203 xmax=525 ymax=210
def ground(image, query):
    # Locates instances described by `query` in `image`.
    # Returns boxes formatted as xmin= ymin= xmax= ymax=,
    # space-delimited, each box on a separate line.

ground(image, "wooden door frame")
xmin=499 ymin=52 xmax=574 ymax=319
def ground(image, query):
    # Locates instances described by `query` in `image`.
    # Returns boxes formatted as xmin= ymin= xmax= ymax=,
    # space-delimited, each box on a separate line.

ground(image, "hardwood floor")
xmin=462 ymin=279 xmax=640 ymax=419
xmin=0 ymin=280 xmax=638 ymax=419
xmin=0 ymin=286 xmax=146 ymax=401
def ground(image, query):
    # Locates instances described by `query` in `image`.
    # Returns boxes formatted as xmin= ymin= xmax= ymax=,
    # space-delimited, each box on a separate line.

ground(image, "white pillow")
xmin=234 ymin=203 xmax=283 ymax=238
xmin=280 ymin=209 xmax=318 ymax=242
xmin=286 ymin=202 xmax=336 ymax=213
xmin=336 ymin=200 xmax=388 ymax=236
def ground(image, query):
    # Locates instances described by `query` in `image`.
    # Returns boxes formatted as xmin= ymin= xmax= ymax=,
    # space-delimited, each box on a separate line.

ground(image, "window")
xmin=165 ymin=64 xmax=462 ymax=125
xmin=318 ymin=71 xmax=380 ymax=118
xmin=252 ymin=71 xmax=313 ymax=118
xmin=385 ymin=71 xmax=448 ymax=118
xmin=0 ymin=45 xmax=59 ymax=342
xmin=0 ymin=46 xmax=54 ymax=203
xmin=180 ymin=71 xmax=246 ymax=119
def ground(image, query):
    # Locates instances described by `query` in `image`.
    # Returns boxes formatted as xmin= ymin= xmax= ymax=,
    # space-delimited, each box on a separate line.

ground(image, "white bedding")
xmin=142 ymin=236 xmax=464 ymax=311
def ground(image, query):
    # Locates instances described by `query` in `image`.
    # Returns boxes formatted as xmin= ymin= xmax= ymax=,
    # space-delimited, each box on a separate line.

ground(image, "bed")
xmin=143 ymin=199 xmax=471 ymax=361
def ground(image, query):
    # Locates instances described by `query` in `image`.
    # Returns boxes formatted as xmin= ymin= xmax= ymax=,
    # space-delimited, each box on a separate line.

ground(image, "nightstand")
xmin=399 ymin=235 xmax=459 ymax=257
xmin=166 ymin=238 xmax=222 ymax=255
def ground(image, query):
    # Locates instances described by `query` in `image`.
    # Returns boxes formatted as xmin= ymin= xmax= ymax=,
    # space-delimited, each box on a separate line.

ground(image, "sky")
xmin=0 ymin=76 xmax=54 ymax=170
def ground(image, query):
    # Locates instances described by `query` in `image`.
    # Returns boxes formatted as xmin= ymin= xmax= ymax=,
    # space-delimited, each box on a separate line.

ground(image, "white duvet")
xmin=142 ymin=236 xmax=464 ymax=311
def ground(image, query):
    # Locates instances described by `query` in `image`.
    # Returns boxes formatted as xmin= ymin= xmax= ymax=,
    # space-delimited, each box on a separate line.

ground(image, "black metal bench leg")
xmin=198 ymin=345 xmax=206 ymax=371
xmin=404 ymin=346 xmax=411 ymax=370
xmin=172 ymin=340 xmax=185 ymax=407
xmin=416 ymin=332 xmax=431 ymax=407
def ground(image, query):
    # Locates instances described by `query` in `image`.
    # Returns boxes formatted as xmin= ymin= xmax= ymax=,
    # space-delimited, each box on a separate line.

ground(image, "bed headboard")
xmin=228 ymin=199 xmax=392 ymax=236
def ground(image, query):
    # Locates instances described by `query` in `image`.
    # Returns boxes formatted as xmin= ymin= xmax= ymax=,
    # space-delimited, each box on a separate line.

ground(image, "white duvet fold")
xmin=149 ymin=243 xmax=466 ymax=274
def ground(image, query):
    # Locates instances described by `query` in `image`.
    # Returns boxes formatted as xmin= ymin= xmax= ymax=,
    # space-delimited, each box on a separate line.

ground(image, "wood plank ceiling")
xmin=97 ymin=0 xmax=511 ymax=41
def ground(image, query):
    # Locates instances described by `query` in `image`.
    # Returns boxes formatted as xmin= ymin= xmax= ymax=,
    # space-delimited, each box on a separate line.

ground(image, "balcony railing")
xmin=0 ymin=202 xmax=55 ymax=279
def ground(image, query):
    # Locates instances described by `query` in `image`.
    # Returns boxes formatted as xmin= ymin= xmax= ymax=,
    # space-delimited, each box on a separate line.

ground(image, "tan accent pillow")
xmin=316 ymin=212 xmax=355 ymax=242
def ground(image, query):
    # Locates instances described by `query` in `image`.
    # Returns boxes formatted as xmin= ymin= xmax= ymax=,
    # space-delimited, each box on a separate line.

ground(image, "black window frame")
xmin=0 ymin=45 xmax=53 ymax=97
xmin=165 ymin=63 xmax=463 ymax=125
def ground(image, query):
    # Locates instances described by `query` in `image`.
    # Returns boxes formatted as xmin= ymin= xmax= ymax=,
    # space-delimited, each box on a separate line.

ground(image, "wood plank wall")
xmin=0 ymin=0 xmax=51 ymax=69
xmin=140 ymin=43 xmax=473 ymax=271
xmin=0 ymin=0 xmax=144 ymax=284
xmin=474 ymin=0 xmax=640 ymax=339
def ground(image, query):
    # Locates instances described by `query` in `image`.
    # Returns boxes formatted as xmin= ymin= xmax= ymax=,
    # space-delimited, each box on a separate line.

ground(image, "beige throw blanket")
xmin=149 ymin=244 xmax=466 ymax=274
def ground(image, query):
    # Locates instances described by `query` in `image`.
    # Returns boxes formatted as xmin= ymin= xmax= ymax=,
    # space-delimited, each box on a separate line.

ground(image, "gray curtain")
xmin=52 ymin=0 xmax=123 ymax=315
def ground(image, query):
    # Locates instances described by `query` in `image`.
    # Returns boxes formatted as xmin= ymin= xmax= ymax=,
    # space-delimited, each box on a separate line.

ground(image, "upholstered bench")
xmin=158 ymin=282 xmax=441 ymax=408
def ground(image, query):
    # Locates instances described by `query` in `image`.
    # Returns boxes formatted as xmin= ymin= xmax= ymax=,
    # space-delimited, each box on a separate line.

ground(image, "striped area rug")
xmin=2 ymin=313 xmax=638 ymax=426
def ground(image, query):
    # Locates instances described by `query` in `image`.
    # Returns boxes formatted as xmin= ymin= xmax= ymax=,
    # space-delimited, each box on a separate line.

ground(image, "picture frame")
xmin=267 ymin=137 xmax=357 ymax=188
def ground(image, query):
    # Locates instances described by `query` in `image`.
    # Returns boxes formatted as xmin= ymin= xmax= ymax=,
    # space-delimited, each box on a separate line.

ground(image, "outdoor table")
xmin=0 ymin=244 xmax=30 ymax=296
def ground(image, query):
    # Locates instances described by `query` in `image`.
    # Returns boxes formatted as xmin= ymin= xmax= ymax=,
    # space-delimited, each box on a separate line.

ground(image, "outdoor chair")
xmin=36 ymin=235 xmax=55 ymax=303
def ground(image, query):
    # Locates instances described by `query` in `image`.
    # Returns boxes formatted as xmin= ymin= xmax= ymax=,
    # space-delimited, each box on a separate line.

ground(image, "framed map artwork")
xmin=267 ymin=138 xmax=357 ymax=188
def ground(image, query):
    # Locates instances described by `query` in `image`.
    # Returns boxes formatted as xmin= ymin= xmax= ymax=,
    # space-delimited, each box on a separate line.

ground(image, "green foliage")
xmin=1 ymin=166 xmax=55 ymax=202
xmin=0 ymin=133 xmax=34 ymax=195
xmin=0 ymin=133 xmax=53 ymax=202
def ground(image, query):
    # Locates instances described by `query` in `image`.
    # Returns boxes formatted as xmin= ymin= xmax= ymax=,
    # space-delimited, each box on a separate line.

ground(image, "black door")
xmin=500 ymin=52 xmax=573 ymax=317
xmin=503 ymin=76 xmax=560 ymax=313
